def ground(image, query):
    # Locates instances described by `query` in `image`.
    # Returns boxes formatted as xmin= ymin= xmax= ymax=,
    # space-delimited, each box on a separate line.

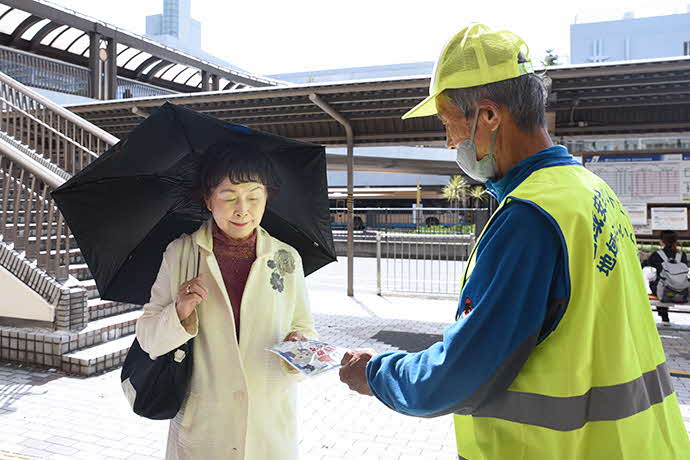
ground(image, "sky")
xmin=49 ymin=0 xmax=690 ymax=75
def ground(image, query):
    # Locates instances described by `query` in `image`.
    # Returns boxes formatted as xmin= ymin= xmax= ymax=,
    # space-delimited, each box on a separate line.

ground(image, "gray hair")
xmin=443 ymin=58 xmax=551 ymax=132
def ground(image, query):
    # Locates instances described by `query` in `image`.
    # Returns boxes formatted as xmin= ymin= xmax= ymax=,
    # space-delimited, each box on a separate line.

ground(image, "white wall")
xmin=0 ymin=265 xmax=54 ymax=322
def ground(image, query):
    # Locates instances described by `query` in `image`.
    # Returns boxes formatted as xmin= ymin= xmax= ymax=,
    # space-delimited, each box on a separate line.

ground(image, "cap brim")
xmin=402 ymin=91 xmax=441 ymax=119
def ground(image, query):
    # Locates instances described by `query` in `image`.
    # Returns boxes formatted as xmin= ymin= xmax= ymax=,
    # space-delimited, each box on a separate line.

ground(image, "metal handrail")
xmin=0 ymin=71 xmax=118 ymax=145
xmin=0 ymin=70 xmax=119 ymax=294
xmin=0 ymin=150 xmax=71 ymax=281
xmin=0 ymin=71 xmax=118 ymax=176
xmin=0 ymin=137 xmax=65 ymax=188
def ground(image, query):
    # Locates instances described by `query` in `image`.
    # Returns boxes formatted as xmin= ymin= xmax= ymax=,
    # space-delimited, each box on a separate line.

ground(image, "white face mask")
xmin=455 ymin=108 xmax=498 ymax=183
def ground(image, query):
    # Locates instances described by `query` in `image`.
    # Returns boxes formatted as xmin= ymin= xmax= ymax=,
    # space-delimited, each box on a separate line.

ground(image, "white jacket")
xmin=135 ymin=220 xmax=317 ymax=460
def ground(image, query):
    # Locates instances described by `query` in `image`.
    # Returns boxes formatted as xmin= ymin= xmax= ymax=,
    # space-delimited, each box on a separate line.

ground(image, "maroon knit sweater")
xmin=212 ymin=222 xmax=257 ymax=340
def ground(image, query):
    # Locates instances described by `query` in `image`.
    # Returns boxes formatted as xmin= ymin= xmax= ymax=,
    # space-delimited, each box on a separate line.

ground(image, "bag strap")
xmin=657 ymin=250 xmax=669 ymax=262
xmin=196 ymin=244 xmax=201 ymax=277
xmin=675 ymin=252 xmax=682 ymax=263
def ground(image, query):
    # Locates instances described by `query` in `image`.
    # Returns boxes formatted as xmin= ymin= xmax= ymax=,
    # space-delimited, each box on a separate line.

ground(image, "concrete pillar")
xmin=88 ymin=32 xmax=102 ymax=99
xmin=211 ymin=74 xmax=220 ymax=91
xmin=201 ymin=70 xmax=210 ymax=91
xmin=106 ymin=38 xmax=118 ymax=100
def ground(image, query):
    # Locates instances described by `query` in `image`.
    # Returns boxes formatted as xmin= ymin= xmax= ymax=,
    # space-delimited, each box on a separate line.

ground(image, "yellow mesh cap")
xmin=402 ymin=23 xmax=534 ymax=119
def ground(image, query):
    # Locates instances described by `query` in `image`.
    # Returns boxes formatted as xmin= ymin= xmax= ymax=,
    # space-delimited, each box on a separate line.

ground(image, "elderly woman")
xmin=135 ymin=145 xmax=317 ymax=460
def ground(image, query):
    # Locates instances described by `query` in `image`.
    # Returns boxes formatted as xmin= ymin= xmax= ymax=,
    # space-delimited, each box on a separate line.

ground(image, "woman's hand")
xmin=282 ymin=330 xmax=307 ymax=374
xmin=176 ymin=276 xmax=208 ymax=321
xmin=283 ymin=330 xmax=307 ymax=342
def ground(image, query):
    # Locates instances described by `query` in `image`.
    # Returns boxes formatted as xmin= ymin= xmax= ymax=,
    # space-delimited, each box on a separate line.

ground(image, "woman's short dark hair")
xmin=198 ymin=143 xmax=281 ymax=200
xmin=661 ymin=230 xmax=679 ymax=247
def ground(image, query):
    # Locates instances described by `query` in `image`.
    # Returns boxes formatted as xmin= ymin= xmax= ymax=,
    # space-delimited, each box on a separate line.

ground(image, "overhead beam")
xmin=156 ymin=62 xmax=177 ymax=80
xmin=46 ymin=23 xmax=70 ymax=47
xmin=122 ymin=50 xmax=144 ymax=69
xmin=63 ymin=31 xmax=87 ymax=53
xmin=3 ymin=0 xmax=275 ymax=87
xmin=134 ymin=56 xmax=161 ymax=79
xmin=573 ymin=149 xmax=690 ymax=159
xmin=29 ymin=21 xmax=63 ymax=50
xmin=546 ymin=58 xmax=690 ymax=79
xmin=67 ymin=80 xmax=430 ymax=112
xmin=9 ymin=15 xmax=42 ymax=45
xmin=326 ymin=154 xmax=456 ymax=175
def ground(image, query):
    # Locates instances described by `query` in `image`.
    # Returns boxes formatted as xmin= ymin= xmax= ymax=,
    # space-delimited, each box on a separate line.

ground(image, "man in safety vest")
xmin=339 ymin=23 xmax=689 ymax=459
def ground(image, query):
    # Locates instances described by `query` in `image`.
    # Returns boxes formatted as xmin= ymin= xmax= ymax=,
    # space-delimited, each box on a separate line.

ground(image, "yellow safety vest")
xmin=455 ymin=164 xmax=690 ymax=459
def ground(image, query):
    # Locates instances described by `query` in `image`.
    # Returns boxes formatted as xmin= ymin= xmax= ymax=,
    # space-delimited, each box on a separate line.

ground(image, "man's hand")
xmin=339 ymin=349 xmax=376 ymax=396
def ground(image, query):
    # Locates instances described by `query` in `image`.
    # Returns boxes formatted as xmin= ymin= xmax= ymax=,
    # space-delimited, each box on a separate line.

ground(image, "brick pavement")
xmin=0 ymin=289 xmax=689 ymax=460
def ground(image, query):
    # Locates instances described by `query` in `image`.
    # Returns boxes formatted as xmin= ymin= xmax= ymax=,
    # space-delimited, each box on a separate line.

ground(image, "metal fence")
xmin=116 ymin=76 xmax=176 ymax=99
xmin=375 ymin=232 xmax=474 ymax=297
xmin=0 ymin=46 xmax=90 ymax=97
xmin=0 ymin=46 xmax=175 ymax=99
xmin=330 ymin=207 xmax=488 ymax=234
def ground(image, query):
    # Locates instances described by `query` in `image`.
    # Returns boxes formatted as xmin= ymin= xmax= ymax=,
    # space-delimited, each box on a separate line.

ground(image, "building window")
xmin=588 ymin=39 xmax=609 ymax=62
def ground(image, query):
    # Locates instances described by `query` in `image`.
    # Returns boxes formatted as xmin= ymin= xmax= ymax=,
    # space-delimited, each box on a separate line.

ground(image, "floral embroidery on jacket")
xmin=267 ymin=249 xmax=296 ymax=293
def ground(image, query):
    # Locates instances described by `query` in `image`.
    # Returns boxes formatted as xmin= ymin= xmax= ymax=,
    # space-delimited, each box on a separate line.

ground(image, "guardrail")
xmin=375 ymin=231 xmax=474 ymax=297
xmin=330 ymin=207 xmax=489 ymax=235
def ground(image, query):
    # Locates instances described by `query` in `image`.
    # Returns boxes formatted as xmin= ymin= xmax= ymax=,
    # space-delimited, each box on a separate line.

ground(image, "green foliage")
xmin=638 ymin=243 xmax=690 ymax=254
xmin=468 ymin=185 xmax=487 ymax=205
xmin=442 ymin=175 xmax=468 ymax=207
xmin=413 ymin=224 xmax=475 ymax=234
xmin=541 ymin=49 xmax=559 ymax=67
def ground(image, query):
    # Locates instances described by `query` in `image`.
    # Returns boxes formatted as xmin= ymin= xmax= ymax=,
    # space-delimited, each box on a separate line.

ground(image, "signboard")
xmin=633 ymin=219 xmax=654 ymax=236
xmin=622 ymin=203 xmax=647 ymax=226
xmin=584 ymin=154 xmax=690 ymax=204
xmin=651 ymin=207 xmax=688 ymax=231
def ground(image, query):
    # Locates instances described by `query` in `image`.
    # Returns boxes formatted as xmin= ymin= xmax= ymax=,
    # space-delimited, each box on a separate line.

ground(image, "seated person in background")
xmin=643 ymin=230 xmax=689 ymax=323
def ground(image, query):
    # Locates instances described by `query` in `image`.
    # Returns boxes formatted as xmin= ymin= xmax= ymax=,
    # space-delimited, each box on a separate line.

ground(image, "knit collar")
xmin=194 ymin=218 xmax=272 ymax=258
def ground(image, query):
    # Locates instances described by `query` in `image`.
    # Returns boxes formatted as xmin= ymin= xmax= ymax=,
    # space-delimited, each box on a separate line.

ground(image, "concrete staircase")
xmin=61 ymin=264 xmax=142 ymax=375
xmin=0 ymin=70 xmax=144 ymax=376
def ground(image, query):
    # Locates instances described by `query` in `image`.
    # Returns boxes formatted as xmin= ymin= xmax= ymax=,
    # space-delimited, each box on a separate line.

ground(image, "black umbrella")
xmin=52 ymin=102 xmax=335 ymax=305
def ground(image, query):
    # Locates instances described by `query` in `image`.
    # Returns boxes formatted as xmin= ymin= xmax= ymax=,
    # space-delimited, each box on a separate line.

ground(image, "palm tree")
xmin=468 ymin=185 xmax=487 ymax=207
xmin=541 ymin=49 xmax=560 ymax=67
xmin=442 ymin=175 xmax=468 ymax=209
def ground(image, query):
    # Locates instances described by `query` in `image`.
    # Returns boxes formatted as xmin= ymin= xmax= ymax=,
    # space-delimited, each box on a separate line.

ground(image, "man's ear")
xmin=478 ymin=100 xmax=502 ymax=131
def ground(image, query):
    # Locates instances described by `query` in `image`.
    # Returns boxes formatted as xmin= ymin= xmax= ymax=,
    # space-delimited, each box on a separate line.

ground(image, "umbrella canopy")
xmin=52 ymin=102 xmax=335 ymax=304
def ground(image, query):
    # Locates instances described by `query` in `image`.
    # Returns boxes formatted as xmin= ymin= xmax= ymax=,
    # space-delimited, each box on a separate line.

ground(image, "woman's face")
xmin=205 ymin=178 xmax=268 ymax=240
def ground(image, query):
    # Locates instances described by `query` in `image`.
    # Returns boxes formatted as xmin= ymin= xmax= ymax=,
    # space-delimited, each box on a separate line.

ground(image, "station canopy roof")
xmin=67 ymin=56 xmax=690 ymax=148
xmin=0 ymin=0 xmax=278 ymax=91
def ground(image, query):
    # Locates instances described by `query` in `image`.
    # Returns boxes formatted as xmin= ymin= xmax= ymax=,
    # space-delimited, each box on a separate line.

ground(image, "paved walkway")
xmin=1 ymin=287 xmax=689 ymax=460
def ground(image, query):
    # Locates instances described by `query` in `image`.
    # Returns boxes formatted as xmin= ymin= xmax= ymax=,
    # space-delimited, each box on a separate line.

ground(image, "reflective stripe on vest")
xmin=471 ymin=362 xmax=673 ymax=431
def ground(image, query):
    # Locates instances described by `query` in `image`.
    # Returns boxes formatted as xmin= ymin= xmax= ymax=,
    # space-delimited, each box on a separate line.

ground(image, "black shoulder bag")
xmin=120 ymin=246 xmax=200 ymax=420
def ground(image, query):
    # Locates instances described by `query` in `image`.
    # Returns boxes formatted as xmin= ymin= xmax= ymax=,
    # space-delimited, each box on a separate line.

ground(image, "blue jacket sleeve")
xmin=365 ymin=201 xmax=567 ymax=417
